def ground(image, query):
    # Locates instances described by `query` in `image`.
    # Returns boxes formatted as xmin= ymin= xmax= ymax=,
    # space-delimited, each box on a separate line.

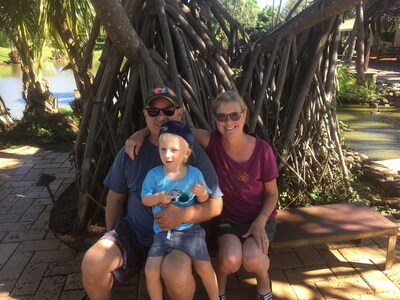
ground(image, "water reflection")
xmin=337 ymin=105 xmax=400 ymax=160
xmin=0 ymin=58 xmax=99 ymax=119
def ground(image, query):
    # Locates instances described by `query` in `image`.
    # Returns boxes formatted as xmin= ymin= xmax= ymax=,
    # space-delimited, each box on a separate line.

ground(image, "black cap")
xmin=159 ymin=121 xmax=194 ymax=148
xmin=145 ymin=87 xmax=180 ymax=107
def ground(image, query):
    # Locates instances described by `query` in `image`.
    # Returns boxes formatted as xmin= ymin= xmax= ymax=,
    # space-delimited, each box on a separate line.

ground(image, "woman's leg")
xmin=193 ymin=260 xmax=219 ymax=299
xmin=145 ymin=257 xmax=164 ymax=300
xmin=242 ymin=237 xmax=271 ymax=295
xmin=215 ymin=234 xmax=243 ymax=296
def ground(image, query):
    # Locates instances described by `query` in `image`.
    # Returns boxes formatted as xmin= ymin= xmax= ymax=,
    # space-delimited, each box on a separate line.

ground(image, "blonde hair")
xmin=212 ymin=90 xmax=248 ymax=122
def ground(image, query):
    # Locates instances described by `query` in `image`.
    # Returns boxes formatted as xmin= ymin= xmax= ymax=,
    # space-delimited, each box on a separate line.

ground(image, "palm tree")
xmin=0 ymin=0 xmax=95 ymax=116
xmin=0 ymin=0 xmax=53 ymax=114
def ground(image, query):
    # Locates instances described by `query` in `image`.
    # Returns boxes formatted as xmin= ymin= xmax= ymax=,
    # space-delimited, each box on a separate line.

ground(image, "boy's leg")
xmin=193 ymin=260 xmax=219 ymax=299
xmin=145 ymin=257 xmax=164 ymax=300
xmin=161 ymin=249 xmax=195 ymax=300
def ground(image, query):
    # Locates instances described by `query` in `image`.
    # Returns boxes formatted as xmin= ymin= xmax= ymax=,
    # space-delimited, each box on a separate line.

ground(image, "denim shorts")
xmin=100 ymin=217 xmax=147 ymax=286
xmin=147 ymin=224 xmax=211 ymax=261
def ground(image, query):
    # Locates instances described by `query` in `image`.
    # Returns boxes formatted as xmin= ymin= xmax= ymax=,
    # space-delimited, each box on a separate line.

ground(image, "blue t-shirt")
xmin=103 ymin=138 xmax=223 ymax=247
xmin=142 ymin=165 xmax=212 ymax=233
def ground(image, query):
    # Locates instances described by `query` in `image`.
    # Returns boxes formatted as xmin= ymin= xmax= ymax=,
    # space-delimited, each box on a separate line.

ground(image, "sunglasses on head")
xmin=215 ymin=111 xmax=242 ymax=122
xmin=145 ymin=106 xmax=178 ymax=117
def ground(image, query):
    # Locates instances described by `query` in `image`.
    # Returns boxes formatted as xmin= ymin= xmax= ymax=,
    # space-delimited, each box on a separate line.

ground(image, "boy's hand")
xmin=158 ymin=191 xmax=175 ymax=206
xmin=190 ymin=180 xmax=207 ymax=198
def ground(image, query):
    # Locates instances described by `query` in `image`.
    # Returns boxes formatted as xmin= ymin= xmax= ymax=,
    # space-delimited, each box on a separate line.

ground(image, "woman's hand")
xmin=242 ymin=215 xmax=269 ymax=254
xmin=125 ymin=128 xmax=150 ymax=160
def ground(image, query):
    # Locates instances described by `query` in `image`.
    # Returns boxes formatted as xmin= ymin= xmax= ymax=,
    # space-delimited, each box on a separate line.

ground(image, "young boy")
xmin=141 ymin=120 xmax=218 ymax=300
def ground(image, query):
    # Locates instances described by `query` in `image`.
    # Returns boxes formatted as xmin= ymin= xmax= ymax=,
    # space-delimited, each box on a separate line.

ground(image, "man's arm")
xmin=154 ymin=196 xmax=223 ymax=232
xmin=105 ymin=190 xmax=127 ymax=231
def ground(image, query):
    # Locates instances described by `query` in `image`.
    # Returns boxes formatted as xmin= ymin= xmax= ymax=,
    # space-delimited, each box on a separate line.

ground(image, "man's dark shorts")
xmin=100 ymin=217 xmax=148 ymax=286
xmin=211 ymin=217 xmax=276 ymax=243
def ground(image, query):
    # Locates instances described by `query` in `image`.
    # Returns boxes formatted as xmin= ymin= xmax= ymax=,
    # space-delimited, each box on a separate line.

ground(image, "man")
xmin=81 ymin=87 xmax=223 ymax=300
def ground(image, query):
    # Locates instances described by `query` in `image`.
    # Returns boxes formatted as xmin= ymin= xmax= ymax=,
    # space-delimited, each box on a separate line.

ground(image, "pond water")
xmin=337 ymin=104 xmax=400 ymax=161
xmin=0 ymin=62 xmax=77 ymax=119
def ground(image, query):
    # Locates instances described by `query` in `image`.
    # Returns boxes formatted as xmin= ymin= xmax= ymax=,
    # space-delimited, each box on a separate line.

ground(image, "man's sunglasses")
xmin=145 ymin=106 xmax=178 ymax=117
xmin=215 ymin=112 xmax=242 ymax=122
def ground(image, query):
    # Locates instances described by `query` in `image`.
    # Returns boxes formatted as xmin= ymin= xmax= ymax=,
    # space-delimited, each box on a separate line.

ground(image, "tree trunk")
xmin=70 ymin=0 xmax=367 ymax=234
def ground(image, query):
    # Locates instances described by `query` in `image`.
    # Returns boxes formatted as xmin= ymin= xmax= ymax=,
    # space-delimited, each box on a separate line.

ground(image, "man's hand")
xmin=125 ymin=128 xmax=149 ymax=160
xmin=154 ymin=204 xmax=185 ymax=231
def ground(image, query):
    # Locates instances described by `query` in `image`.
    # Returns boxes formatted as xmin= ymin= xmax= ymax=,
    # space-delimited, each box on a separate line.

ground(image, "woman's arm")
xmin=242 ymin=179 xmax=279 ymax=254
xmin=191 ymin=128 xmax=211 ymax=149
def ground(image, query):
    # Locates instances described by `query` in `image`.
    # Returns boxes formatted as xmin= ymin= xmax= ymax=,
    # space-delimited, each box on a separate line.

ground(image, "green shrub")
xmin=1 ymin=109 xmax=79 ymax=151
xmin=337 ymin=66 xmax=381 ymax=104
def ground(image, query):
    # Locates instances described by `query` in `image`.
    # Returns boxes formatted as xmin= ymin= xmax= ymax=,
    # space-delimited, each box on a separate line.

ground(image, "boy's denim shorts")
xmin=100 ymin=217 xmax=147 ymax=286
xmin=147 ymin=224 xmax=211 ymax=261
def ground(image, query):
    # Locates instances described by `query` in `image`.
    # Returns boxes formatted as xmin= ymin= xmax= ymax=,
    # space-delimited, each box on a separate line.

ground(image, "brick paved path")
xmin=1 ymin=146 xmax=400 ymax=299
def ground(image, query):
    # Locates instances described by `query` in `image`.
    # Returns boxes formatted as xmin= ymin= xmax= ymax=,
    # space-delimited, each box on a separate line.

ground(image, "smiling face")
xmin=159 ymin=133 xmax=191 ymax=169
xmin=215 ymin=100 xmax=246 ymax=137
xmin=143 ymin=97 xmax=183 ymax=144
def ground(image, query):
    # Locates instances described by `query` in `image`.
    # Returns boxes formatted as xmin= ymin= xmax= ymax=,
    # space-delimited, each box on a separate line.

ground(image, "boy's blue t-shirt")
xmin=141 ymin=165 xmax=212 ymax=233
xmin=103 ymin=138 xmax=223 ymax=247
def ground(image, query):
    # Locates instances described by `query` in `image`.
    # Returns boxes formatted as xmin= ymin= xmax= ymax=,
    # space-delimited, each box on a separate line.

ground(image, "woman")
xmin=125 ymin=91 xmax=279 ymax=300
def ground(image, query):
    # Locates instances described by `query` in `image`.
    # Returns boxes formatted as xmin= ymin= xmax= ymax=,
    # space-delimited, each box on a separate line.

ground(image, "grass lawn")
xmin=0 ymin=47 xmax=10 ymax=63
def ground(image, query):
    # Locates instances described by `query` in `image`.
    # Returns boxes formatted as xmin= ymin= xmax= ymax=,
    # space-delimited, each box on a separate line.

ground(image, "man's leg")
xmin=81 ymin=239 xmax=123 ymax=300
xmin=161 ymin=249 xmax=195 ymax=300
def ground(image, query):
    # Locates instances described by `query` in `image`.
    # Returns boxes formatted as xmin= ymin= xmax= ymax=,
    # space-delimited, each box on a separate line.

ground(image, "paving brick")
xmin=34 ymin=275 xmax=65 ymax=300
xmin=17 ymin=239 xmax=60 ymax=252
xmin=339 ymin=244 xmax=387 ymax=267
xmin=284 ymin=265 xmax=336 ymax=284
xmin=46 ymin=258 xmax=82 ymax=276
xmin=31 ymin=248 xmax=76 ymax=263
xmin=64 ymin=273 xmax=83 ymax=290
xmin=319 ymin=249 xmax=359 ymax=278
xmin=12 ymin=262 xmax=48 ymax=296
xmin=14 ymin=165 xmax=34 ymax=176
xmin=7 ymin=198 xmax=34 ymax=217
xmin=0 ymin=243 xmax=18 ymax=265
xmin=315 ymin=277 xmax=374 ymax=299
xmin=0 ymin=279 xmax=16 ymax=297
xmin=23 ymin=168 xmax=44 ymax=181
xmin=4 ymin=230 xmax=45 ymax=243
xmin=2 ymin=180 xmax=35 ymax=188
xmin=354 ymin=259 xmax=400 ymax=293
xmin=0 ymin=222 xmax=31 ymax=233
xmin=294 ymin=246 xmax=325 ymax=266
xmin=269 ymin=268 xmax=298 ymax=300
xmin=29 ymin=206 xmax=52 ymax=232
xmin=269 ymin=249 xmax=303 ymax=270
xmin=20 ymin=205 xmax=46 ymax=222
xmin=0 ymin=252 xmax=33 ymax=280
xmin=60 ymin=290 xmax=86 ymax=300
xmin=290 ymin=282 xmax=325 ymax=300
xmin=0 ymin=214 xmax=20 ymax=223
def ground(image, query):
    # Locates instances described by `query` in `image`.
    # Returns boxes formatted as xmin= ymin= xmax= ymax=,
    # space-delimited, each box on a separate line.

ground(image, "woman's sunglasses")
xmin=145 ymin=106 xmax=178 ymax=117
xmin=215 ymin=112 xmax=242 ymax=122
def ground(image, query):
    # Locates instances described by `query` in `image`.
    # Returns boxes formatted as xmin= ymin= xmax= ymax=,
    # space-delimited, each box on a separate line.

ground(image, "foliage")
xmin=337 ymin=66 xmax=382 ymax=104
xmin=1 ymin=108 xmax=79 ymax=152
